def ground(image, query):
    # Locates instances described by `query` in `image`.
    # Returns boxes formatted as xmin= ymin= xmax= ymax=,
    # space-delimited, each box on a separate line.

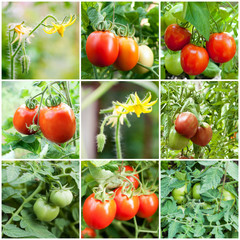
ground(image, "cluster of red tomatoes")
xmin=86 ymin=31 xmax=154 ymax=74
xmin=82 ymin=166 xmax=159 ymax=232
xmin=13 ymin=102 xmax=76 ymax=144
xmin=168 ymin=112 xmax=213 ymax=151
xmin=164 ymin=24 xmax=236 ymax=75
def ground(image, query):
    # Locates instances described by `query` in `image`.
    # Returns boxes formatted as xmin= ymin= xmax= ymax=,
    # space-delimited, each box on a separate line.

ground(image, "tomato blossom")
xmin=43 ymin=15 xmax=76 ymax=37
xmin=117 ymin=92 xmax=158 ymax=117
xmin=9 ymin=23 xmax=33 ymax=45
xmin=107 ymin=106 xmax=127 ymax=127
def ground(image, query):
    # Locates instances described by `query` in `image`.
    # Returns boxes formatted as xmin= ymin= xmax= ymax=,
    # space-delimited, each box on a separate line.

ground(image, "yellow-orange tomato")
xmin=114 ymin=37 xmax=139 ymax=71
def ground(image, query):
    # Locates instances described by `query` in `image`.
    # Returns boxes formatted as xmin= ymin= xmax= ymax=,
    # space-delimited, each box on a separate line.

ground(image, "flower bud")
xmin=97 ymin=133 xmax=106 ymax=152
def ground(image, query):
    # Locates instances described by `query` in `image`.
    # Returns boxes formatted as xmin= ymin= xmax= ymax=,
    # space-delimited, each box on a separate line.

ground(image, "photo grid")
xmin=1 ymin=1 xmax=239 ymax=239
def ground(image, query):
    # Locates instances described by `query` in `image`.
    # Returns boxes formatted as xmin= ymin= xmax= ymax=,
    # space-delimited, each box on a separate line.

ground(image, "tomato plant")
xmin=218 ymin=187 xmax=236 ymax=206
xmin=206 ymin=32 xmax=236 ymax=63
xmin=172 ymin=184 xmax=188 ymax=204
xmin=164 ymin=52 xmax=183 ymax=75
xmin=175 ymin=112 xmax=198 ymax=138
xmin=164 ymin=24 xmax=191 ymax=51
xmin=81 ymin=228 xmax=96 ymax=238
xmin=83 ymin=193 xmax=116 ymax=230
xmin=191 ymin=123 xmax=213 ymax=146
xmin=114 ymin=187 xmax=140 ymax=221
xmin=119 ymin=165 xmax=140 ymax=189
xmin=39 ymin=102 xmax=76 ymax=144
xmin=168 ymin=127 xmax=189 ymax=150
xmin=33 ymin=198 xmax=60 ymax=222
xmin=133 ymin=45 xmax=154 ymax=74
xmin=137 ymin=193 xmax=159 ymax=218
xmin=181 ymin=44 xmax=209 ymax=75
xmin=13 ymin=105 xmax=38 ymax=135
xmin=164 ymin=4 xmax=184 ymax=26
xmin=86 ymin=31 xmax=119 ymax=67
xmin=192 ymin=183 xmax=201 ymax=199
xmin=50 ymin=189 xmax=73 ymax=208
xmin=113 ymin=37 xmax=139 ymax=71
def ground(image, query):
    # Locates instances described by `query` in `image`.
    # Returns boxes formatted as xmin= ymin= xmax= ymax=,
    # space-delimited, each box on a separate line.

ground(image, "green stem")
xmin=9 ymin=31 xmax=14 ymax=79
xmin=112 ymin=221 xmax=133 ymax=238
xmin=81 ymin=81 xmax=118 ymax=110
xmin=134 ymin=217 xmax=139 ymax=238
xmin=93 ymin=65 xmax=98 ymax=79
xmin=3 ymin=181 xmax=44 ymax=227
xmin=136 ymin=62 xmax=159 ymax=78
xmin=100 ymin=115 xmax=118 ymax=134
xmin=115 ymin=117 xmax=122 ymax=159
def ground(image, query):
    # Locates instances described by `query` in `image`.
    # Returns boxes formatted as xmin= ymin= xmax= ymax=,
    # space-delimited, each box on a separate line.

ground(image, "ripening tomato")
xmin=86 ymin=31 xmax=119 ymax=67
xmin=39 ymin=103 xmax=76 ymax=144
xmin=132 ymin=45 xmax=154 ymax=74
xmin=168 ymin=126 xmax=189 ymax=150
xmin=175 ymin=112 xmax=198 ymax=138
xmin=206 ymin=32 xmax=236 ymax=63
xmin=114 ymin=37 xmax=139 ymax=71
xmin=114 ymin=187 xmax=140 ymax=221
xmin=119 ymin=165 xmax=140 ymax=189
xmin=13 ymin=105 xmax=38 ymax=135
xmin=191 ymin=122 xmax=212 ymax=146
xmin=81 ymin=228 xmax=96 ymax=238
xmin=83 ymin=193 xmax=116 ymax=230
xmin=181 ymin=44 xmax=209 ymax=75
xmin=137 ymin=193 xmax=159 ymax=218
xmin=164 ymin=24 xmax=191 ymax=51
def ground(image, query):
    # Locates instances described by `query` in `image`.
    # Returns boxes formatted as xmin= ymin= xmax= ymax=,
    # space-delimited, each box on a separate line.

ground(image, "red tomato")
xmin=39 ymin=103 xmax=76 ymax=144
xmin=191 ymin=122 xmax=213 ymax=146
xmin=119 ymin=165 xmax=140 ymax=189
xmin=206 ymin=32 xmax=236 ymax=63
xmin=114 ymin=187 xmax=139 ymax=221
xmin=13 ymin=105 xmax=38 ymax=135
xmin=83 ymin=193 xmax=116 ymax=230
xmin=164 ymin=24 xmax=191 ymax=51
xmin=86 ymin=31 xmax=119 ymax=67
xmin=175 ymin=112 xmax=198 ymax=138
xmin=81 ymin=228 xmax=96 ymax=238
xmin=137 ymin=193 xmax=159 ymax=218
xmin=114 ymin=37 xmax=139 ymax=71
xmin=181 ymin=44 xmax=209 ymax=75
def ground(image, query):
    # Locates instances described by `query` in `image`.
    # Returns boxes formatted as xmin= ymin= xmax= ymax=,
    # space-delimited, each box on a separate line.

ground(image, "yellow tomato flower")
xmin=43 ymin=15 xmax=76 ymax=37
xmin=107 ymin=106 xmax=127 ymax=127
xmin=117 ymin=92 xmax=158 ymax=117
xmin=9 ymin=23 xmax=33 ymax=44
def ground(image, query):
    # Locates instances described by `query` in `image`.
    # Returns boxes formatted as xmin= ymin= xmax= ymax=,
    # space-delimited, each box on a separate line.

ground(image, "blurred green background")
xmin=2 ymin=2 xmax=79 ymax=79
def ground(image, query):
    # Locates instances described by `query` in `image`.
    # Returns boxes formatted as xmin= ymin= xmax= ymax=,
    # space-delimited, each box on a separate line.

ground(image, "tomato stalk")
xmin=115 ymin=116 xmax=123 ymax=159
xmin=136 ymin=62 xmax=159 ymax=78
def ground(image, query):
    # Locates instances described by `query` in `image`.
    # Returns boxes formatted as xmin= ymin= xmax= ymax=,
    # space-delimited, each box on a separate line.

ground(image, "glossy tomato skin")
xmin=83 ymin=193 xmax=116 ymax=230
xmin=175 ymin=112 xmax=198 ymax=138
xmin=164 ymin=24 xmax=191 ymax=51
xmin=192 ymin=183 xmax=201 ymax=199
xmin=86 ymin=31 xmax=119 ymax=67
xmin=114 ymin=37 xmax=139 ymax=71
xmin=168 ymin=126 xmax=189 ymax=150
xmin=13 ymin=105 xmax=38 ymax=135
xmin=191 ymin=122 xmax=212 ymax=146
xmin=165 ymin=52 xmax=183 ymax=75
xmin=172 ymin=184 xmax=187 ymax=204
xmin=133 ymin=45 xmax=154 ymax=74
xmin=33 ymin=198 xmax=59 ymax=222
xmin=50 ymin=189 xmax=73 ymax=208
xmin=119 ymin=165 xmax=140 ymax=189
xmin=137 ymin=193 xmax=159 ymax=218
xmin=39 ymin=103 xmax=76 ymax=144
xmin=206 ymin=32 xmax=236 ymax=63
xmin=81 ymin=228 xmax=96 ymax=238
xmin=114 ymin=187 xmax=140 ymax=221
xmin=181 ymin=44 xmax=209 ymax=75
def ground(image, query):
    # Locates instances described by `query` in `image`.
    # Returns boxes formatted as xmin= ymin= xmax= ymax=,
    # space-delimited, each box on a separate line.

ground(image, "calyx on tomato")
xmin=190 ymin=122 xmax=212 ymax=146
xmin=175 ymin=112 xmax=198 ymax=138
xmin=118 ymin=165 xmax=140 ymax=189
xmin=168 ymin=126 xmax=189 ymax=150
xmin=172 ymin=183 xmax=188 ymax=204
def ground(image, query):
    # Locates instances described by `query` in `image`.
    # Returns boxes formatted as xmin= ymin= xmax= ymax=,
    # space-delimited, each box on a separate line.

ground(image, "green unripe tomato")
xmin=218 ymin=187 xmax=236 ymax=206
xmin=177 ymin=205 xmax=185 ymax=212
xmin=168 ymin=126 xmax=189 ymax=150
xmin=50 ymin=189 xmax=73 ymax=208
xmin=33 ymin=198 xmax=59 ymax=222
xmin=187 ymin=84 xmax=195 ymax=91
xmin=202 ymin=202 xmax=212 ymax=209
xmin=192 ymin=183 xmax=201 ymax=199
xmin=172 ymin=183 xmax=188 ymax=204
xmin=165 ymin=52 xmax=183 ymax=76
